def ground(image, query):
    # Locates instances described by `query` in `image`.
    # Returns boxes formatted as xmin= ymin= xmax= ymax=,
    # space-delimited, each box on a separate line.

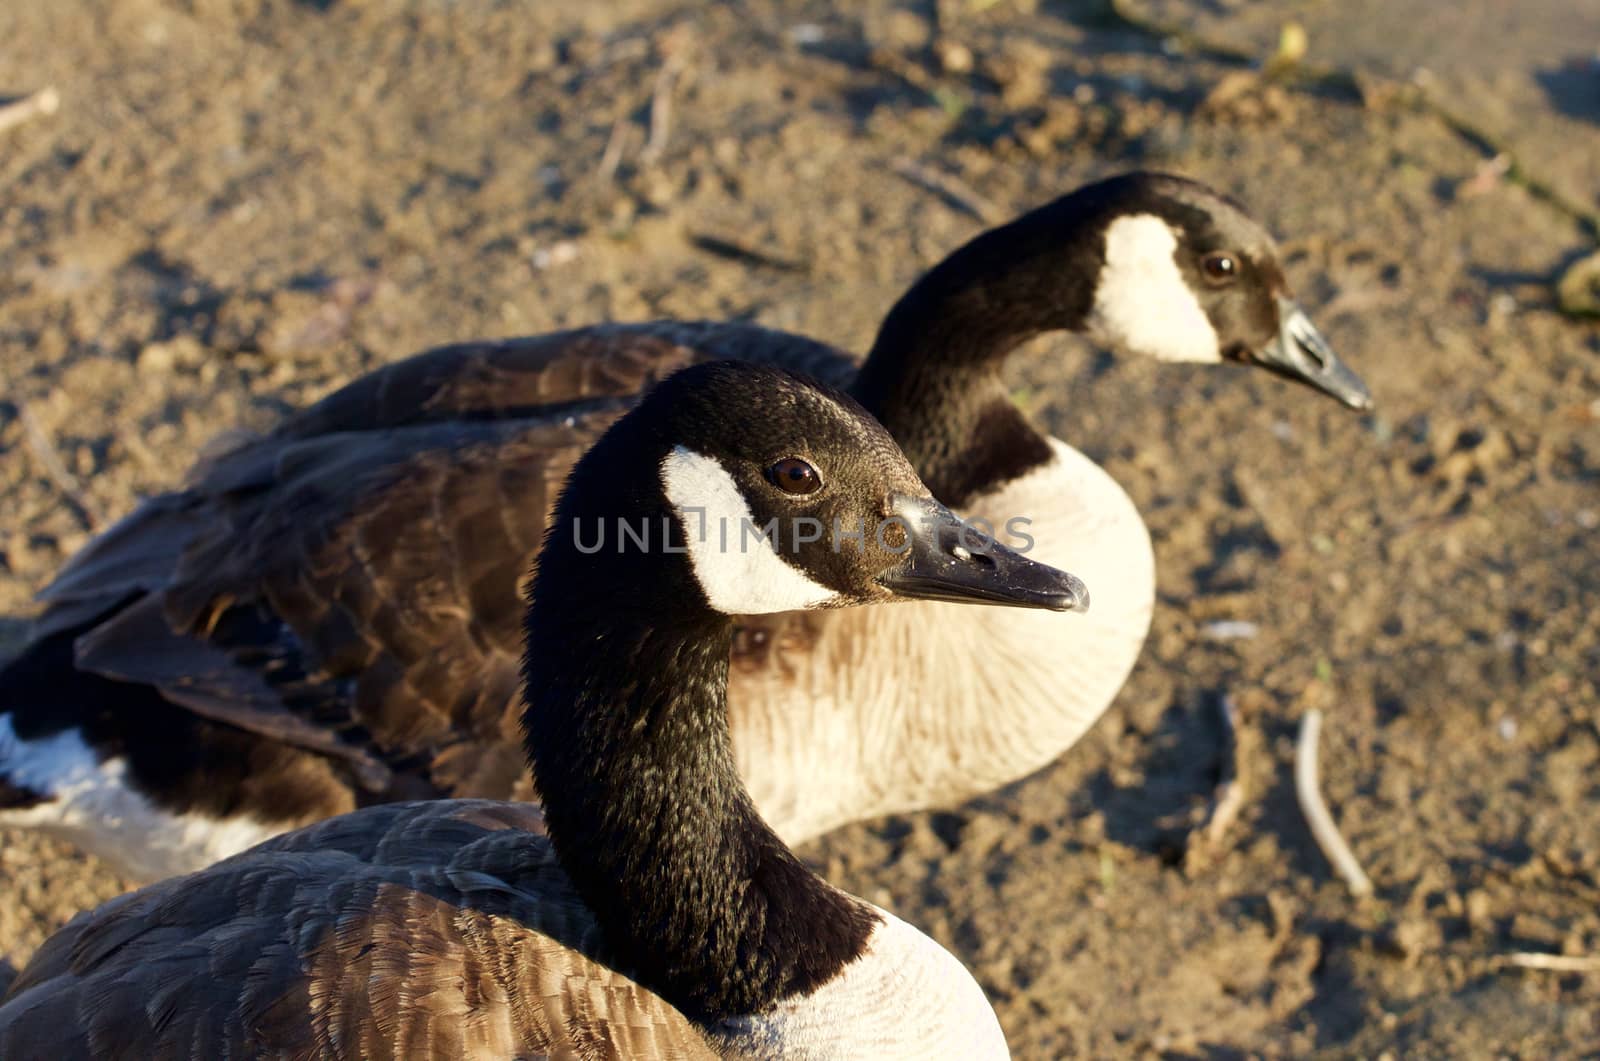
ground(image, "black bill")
xmin=876 ymin=495 xmax=1090 ymax=613
xmin=1256 ymin=297 xmax=1373 ymax=410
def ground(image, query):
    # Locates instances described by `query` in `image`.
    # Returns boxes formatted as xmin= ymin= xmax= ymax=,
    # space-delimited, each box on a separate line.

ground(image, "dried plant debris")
xmin=1556 ymin=251 xmax=1600 ymax=319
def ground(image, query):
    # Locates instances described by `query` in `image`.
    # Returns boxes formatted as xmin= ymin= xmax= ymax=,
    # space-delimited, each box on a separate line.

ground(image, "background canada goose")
xmin=0 ymin=172 xmax=1369 ymax=880
xmin=0 ymin=360 xmax=1090 ymax=1059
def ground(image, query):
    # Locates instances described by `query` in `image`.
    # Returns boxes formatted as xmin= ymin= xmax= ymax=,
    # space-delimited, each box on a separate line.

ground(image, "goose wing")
xmin=0 ymin=800 xmax=717 ymax=1060
xmin=29 ymin=324 xmax=856 ymax=802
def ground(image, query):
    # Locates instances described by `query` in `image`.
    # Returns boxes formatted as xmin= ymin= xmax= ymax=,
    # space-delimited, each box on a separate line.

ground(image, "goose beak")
xmin=875 ymin=496 xmax=1090 ymax=613
xmin=1256 ymin=297 xmax=1373 ymax=411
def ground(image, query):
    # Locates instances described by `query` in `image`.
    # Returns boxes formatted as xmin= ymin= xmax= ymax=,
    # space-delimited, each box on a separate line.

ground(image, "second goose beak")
xmin=875 ymin=496 xmax=1090 ymax=613
xmin=1256 ymin=297 xmax=1373 ymax=411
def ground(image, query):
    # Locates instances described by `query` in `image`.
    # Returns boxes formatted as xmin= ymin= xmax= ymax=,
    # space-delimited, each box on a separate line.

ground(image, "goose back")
xmin=0 ymin=800 xmax=720 ymax=1059
xmin=9 ymin=325 xmax=858 ymax=840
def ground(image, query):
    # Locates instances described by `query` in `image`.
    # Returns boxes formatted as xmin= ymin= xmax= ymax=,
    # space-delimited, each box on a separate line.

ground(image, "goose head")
xmin=1072 ymin=173 xmax=1372 ymax=409
xmin=539 ymin=359 xmax=1090 ymax=627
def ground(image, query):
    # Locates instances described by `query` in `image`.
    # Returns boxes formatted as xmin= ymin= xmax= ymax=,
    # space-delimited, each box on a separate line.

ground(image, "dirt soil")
xmin=2 ymin=1 xmax=1598 ymax=1056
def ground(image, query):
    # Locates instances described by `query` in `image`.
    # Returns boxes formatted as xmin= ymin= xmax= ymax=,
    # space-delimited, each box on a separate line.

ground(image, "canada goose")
xmin=0 ymin=172 xmax=1370 ymax=879
xmin=0 ymin=360 xmax=1089 ymax=1059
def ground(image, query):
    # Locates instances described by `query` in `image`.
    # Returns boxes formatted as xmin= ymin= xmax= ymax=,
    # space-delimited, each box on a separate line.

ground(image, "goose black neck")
xmin=850 ymin=200 xmax=1103 ymax=506
xmin=522 ymin=502 xmax=875 ymax=1023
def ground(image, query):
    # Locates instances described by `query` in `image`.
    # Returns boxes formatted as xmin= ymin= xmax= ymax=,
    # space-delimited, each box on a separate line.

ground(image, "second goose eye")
xmin=1201 ymin=253 xmax=1237 ymax=284
xmin=766 ymin=457 xmax=821 ymax=496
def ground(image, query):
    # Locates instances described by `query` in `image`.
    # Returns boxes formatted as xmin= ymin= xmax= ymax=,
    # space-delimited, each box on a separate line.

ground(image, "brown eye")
xmin=1201 ymin=253 xmax=1237 ymax=284
xmin=766 ymin=457 xmax=821 ymax=495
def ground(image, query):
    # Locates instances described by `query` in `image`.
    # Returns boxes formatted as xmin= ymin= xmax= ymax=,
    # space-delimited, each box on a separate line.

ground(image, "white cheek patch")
xmin=1088 ymin=213 xmax=1221 ymax=364
xmin=659 ymin=446 xmax=842 ymax=616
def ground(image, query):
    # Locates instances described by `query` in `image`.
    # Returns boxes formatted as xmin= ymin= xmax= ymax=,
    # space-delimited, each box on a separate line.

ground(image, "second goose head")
xmin=857 ymin=171 xmax=1371 ymax=446
xmin=1073 ymin=174 xmax=1371 ymax=409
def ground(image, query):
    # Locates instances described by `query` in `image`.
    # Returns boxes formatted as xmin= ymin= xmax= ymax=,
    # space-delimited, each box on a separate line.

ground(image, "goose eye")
xmin=766 ymin=457 xmax=821 ymax=495
xmin=1201 ymin=253 xmax=1237 ymax=284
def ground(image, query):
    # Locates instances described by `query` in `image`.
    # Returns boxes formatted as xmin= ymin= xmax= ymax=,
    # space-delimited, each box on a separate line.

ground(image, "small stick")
xmin=640 ymin=52 xmax=687 ymax=165
xmin=1499 ymin=952 xmax=1600 ymax=973
xmin=1295 ymin=708 xmax=1374 ymax=897
xmin=889 ymin=158 xmax=999 ymax=224
xmin=868 ymin=46 xmax=943 ymax=100
xmin=688 ymin=231 xmax=809 ymax=274
xmin=596 ymin=112 xmax=630 ymax=183
xmin=18 ymin=402 xmax=102 ymax=532
xmin=1185 ymin=691 xmax=1250 ymax=873
xmin=0 ymin=86 xmax=59 ymax=136
xmin=1203 ymin=693 xmax=1246 ymax=846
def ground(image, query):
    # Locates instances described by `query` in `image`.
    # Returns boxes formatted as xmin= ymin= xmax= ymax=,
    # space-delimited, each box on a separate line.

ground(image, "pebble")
xmin=1465 ymin=889 xmax=1493 ymax=930
xmin=1201 ymin=619 xmax=1260 ymax=641
xmin=137 ymin=334 xmax=205 ymax=374
xmin=1386 ymin=915 xmax=1442 ymax=961
xmin=934 ymin=39 xmax=973 ymax=75
xmin=530 ymin=241 xmax=580 ymax=270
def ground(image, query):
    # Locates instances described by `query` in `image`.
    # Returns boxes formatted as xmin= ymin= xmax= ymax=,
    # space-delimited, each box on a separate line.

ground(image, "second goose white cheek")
xmin=1087 ymin=213 xmax=1222 ymax=365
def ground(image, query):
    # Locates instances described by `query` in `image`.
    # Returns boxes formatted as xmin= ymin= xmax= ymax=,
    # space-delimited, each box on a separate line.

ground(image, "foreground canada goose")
xmin=0 ymin=361 xmax=1089 ymax=1059
xmin=0 ymin=172 xmax=1370 ymax=879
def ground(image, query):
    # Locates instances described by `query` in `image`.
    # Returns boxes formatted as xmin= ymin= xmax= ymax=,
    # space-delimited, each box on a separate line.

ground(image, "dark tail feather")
xmin=0 ymin=958 xmax=16 ymax=999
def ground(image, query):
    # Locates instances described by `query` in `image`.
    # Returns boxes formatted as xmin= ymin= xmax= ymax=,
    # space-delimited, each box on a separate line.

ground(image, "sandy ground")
xmin=2 ymin=1 xmax=1598 ymax=1055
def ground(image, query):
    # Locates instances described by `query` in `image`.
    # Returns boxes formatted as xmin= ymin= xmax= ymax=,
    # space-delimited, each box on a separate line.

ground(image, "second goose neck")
xmin=850 ymin=213 xmax=1097 ymax=506
xmin=522 ymin=550 xmax=875 ymax=1024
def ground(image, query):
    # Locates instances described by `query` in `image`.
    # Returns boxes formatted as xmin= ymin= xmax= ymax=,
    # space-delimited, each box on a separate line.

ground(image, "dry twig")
xmin=868 ymin=46 xmax=943 ymax=100
xmin=640 ymin=51 xmax=688 ymax=165
xmin=1202 ymin=693 xmax=1247 ymax=847
xmin=1295 ymin=708 xmax=1373 ymax=897
xmin=889 ymin=158 xmax=999 ymax=224
xmin=1184 ymin=691 xmax=1250 ymax=873
xmin=18 ymin=402 xmax=102 ymax=532
xmin=1498 ymin=952 xmax=1600 ymax=974
xmin=596 ymin=113 xmax=630 ymax=183
xmin=687 ymin=231 xmax=809 ymax=274
xmin=0 ymin=86 xmax=59 ymax=136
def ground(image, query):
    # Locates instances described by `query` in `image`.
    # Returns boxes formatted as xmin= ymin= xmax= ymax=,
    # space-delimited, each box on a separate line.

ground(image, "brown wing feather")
xmin=66 ymin=415 xmax=614 ymax=801
xmin=0 ymin=801 xmax=717 ymax=1059
xmin=71 ymin=593 xmax=394 ymax=787
xmin=32 ymin=323 xmax=858 ymax=810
